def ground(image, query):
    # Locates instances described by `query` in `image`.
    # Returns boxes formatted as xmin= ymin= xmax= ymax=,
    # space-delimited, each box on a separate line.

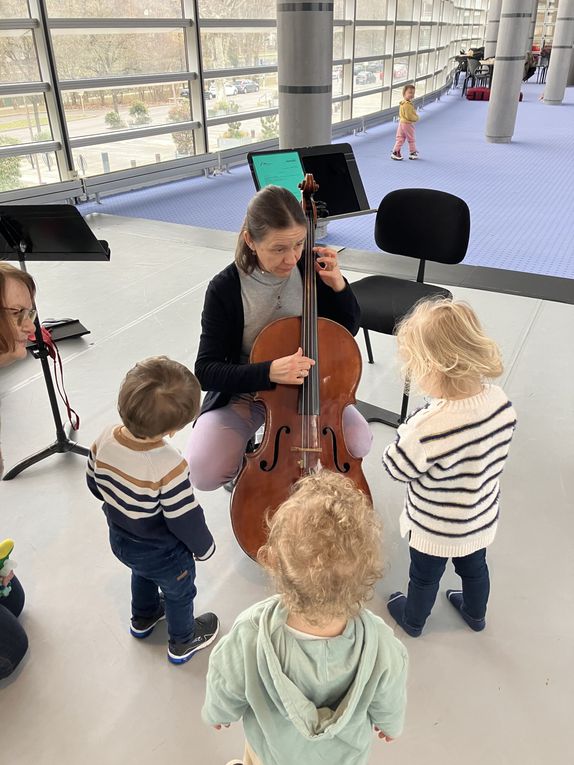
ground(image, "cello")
xmin=230 ymin=174 xmax=371 ymax=560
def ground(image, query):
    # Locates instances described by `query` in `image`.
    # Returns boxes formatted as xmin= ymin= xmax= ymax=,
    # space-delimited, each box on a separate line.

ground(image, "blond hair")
xmin=118 ymin=356 xmax=201 ymax=439
xmin=396 ymin=297 xmax=503 ymax=397
xmin=0 ymin=262 xmax=36 ymax=354
xmin=258 ymin=471 xmax=383 ymax=627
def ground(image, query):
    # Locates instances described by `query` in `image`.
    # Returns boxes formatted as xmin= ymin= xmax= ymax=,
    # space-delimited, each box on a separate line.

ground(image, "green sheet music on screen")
xmin=251 ymin=151 xmax=305 ymax=198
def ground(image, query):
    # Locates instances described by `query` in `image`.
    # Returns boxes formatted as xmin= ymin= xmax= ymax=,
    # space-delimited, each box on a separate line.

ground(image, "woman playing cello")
xmin=185 ymin=185 xmax=372 ymax=491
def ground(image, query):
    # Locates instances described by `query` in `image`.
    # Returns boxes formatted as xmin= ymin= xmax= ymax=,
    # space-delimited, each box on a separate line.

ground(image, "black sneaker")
xmin=168 ymin=612 xmax=219 ymax=664
xmin=130 ymin=596 xmax=166 ymax=639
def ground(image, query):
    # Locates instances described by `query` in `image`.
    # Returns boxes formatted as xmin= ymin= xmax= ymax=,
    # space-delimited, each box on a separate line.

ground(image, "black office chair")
xmin=352 ymin=188 xmax=471 ymax=428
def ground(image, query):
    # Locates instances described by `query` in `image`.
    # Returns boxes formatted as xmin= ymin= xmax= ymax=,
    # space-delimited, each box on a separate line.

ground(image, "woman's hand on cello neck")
xmin=314 ymin=247 xmax=346 ymax=293
xmin=269 ymin=346 xmax=315 ymax=386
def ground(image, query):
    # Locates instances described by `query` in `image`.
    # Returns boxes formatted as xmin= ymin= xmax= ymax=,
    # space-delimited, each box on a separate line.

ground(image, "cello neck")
xmin=299 ymin=173 xmax=320 ymax=417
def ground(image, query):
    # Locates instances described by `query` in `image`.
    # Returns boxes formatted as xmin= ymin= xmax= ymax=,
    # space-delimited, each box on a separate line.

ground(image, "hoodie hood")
xmin=254 ymin=597 xmax=379 ymax=740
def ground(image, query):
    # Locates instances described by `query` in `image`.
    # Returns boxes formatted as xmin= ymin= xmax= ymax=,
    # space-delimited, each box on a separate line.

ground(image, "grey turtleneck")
xmin=238 ymin=267 xmax=303 ymax=362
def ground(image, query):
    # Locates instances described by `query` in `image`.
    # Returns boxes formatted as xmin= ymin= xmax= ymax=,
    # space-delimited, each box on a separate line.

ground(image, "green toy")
xmin=0 ymin=538 xmax=15 ymax=597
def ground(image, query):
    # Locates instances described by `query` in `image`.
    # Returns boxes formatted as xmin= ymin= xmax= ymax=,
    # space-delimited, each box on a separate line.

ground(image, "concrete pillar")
xmin=277 ymin=1 xmax=334 ymax=148
xmin=485 ymin=0 xmax=532 ymax=143
xmin=544 ymin=0 xmax=574 ymax=103
xmin=485 ymin=0 xmax=504 ymax=58
xmin=568 ymin=45 xmax=574 ymax=85
xmin=527 ymin=0 xmax=538 ymax=51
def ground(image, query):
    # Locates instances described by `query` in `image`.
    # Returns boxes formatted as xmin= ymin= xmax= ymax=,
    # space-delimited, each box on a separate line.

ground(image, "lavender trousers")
xmin=185 ymin=394 xmax=373 ymax=491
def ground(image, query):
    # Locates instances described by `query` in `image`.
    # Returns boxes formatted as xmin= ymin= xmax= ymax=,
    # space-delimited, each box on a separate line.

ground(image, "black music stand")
xmin=0 ymin=205 xmax=110 ymax=480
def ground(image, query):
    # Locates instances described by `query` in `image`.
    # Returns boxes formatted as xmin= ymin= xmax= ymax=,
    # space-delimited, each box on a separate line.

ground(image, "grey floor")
xmin=0 ymin=215 xmax=572 ymax=765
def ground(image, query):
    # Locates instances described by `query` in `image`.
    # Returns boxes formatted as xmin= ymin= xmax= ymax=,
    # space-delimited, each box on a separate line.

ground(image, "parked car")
xmin=203 ymin=87 xmax=216 ymax=100
xmin=393 ymin=63 xmax=409 ymax=80
xmin=224 ymin=81 xmax=239 ymax=96
xmin=355 ymin=70 xmax=376 ymax=85
xmin=179 ymin=88 xmax=190 ymax=98
xmin=234 ymin=79 xmax=260 ymax=93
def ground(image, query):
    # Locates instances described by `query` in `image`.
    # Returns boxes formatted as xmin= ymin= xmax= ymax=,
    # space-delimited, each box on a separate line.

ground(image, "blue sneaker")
xmin=130 ymin=596 xmax=165 ymax=638
xmin=168 ymin=612 xmax=219 ymax=664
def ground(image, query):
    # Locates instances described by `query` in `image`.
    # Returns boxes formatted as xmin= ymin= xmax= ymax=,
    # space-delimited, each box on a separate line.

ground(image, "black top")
xmin=195 ymin=260 xmax=361 ymax=414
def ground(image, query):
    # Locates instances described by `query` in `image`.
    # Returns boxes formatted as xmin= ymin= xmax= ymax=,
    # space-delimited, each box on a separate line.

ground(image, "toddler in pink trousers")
xmin=391 ymin=84 xmax=419 ymax=160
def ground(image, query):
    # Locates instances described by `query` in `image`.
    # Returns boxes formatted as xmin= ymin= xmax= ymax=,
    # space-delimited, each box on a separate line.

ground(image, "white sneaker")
xmin=409 ymin=151 xmax=419 ymax=160
xmin=391 ymin=151 xmax=403 ymax=161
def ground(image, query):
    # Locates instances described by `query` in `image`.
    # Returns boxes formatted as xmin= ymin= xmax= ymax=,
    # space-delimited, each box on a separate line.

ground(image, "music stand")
xmin=0 ymin=205 xmax=110 ymax=480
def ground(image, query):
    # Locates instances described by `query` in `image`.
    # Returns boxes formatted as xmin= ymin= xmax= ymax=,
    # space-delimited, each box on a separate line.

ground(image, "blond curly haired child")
xmin=202 ymin=471 xmax=408 ymax=765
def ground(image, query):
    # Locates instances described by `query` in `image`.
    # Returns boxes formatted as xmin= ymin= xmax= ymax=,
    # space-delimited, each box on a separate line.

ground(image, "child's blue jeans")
xmin=109 ymin=526 xmax=197 ymax=644
xmin=406 ymin=546 xmax=490 ymax=631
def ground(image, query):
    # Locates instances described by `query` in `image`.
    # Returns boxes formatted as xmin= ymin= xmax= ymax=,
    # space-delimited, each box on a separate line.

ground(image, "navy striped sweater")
xmin=86 ymin=425 xmax=215 ymax=560
xmin=382 ymin=385 xmax=517 ymax=557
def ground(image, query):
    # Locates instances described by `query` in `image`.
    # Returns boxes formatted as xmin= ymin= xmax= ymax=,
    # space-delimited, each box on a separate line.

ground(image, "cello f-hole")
xmin=259 ymin=425 xmax=291 ymax=472
xmin=322 ymin=426 xmax=351 ymax=474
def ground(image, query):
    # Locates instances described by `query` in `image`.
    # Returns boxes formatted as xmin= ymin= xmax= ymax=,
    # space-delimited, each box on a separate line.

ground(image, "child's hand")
xmin=374 ymin=726 xmax=393 ymax=742
xmin=213 ymin=724 xmax=230 ymax=731
xmin=1 ymin=570 xmax=14 ymax=588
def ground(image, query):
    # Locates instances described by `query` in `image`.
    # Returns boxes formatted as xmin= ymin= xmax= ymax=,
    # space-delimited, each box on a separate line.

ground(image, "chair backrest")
xmin=374 ymin=188 xmax=470 ymax=266
xmin=468 ymin=57 xmax=480 ymax=76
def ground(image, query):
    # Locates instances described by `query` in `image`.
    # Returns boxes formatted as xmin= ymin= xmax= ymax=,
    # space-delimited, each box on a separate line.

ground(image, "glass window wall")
xmin=0 ymin=1 xmax=489 ymax=194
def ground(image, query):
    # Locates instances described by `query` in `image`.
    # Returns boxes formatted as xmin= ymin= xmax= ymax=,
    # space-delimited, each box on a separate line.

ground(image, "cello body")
xmin=230 ymin=174 xmax=371 ymax=560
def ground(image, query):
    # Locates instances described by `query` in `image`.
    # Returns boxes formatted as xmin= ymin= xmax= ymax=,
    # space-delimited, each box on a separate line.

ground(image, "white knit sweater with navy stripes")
xmin=383 ymin=385 xmax=517 ymax=558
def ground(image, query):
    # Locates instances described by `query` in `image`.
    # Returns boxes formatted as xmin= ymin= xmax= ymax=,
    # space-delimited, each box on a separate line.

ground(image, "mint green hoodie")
xmin=202 ymin=596 xmax=408 ymax=765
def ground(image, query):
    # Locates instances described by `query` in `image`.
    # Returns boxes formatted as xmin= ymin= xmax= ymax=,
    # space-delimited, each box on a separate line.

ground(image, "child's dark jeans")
xmin=406 ymin=546 xmax=490 ymax=631
xmin=109 ymin=526 xmax=197 ymax=644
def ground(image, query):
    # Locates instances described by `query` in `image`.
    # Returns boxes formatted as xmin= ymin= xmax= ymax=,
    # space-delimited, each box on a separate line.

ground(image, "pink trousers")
xmin=393 ymin=122 xmax=417 ymax=154
xmin=185 ymin=394 xmax=373 ymax=491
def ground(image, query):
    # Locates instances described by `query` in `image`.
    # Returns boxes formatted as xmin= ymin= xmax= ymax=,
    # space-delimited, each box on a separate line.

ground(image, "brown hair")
xmin=403 ymin=84 xmax=415 ymax=96
xmin=118 ymin=356 xmax=201 ymax=439
xmin=235 ymin=185 xmax=307 ymax=274
xmin=396 ymin=297 xmax=504 ymax=398
xmin=0 ymin=262 xmax=36 ymax=354
xmin=258 ymin=471 xmax=383 ymax=627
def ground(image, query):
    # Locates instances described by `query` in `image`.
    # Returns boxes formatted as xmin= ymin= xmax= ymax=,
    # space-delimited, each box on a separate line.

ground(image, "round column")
xmin=527 ymin=0 xmax=539 ymax=51
xmin=544 ymin=0 xmax=574 ymax=104
xmin=277 ymin=1 xmax=334 ymax=148
xmin=485 ymin=0 xmax=504 ymax=58
xmin=485 ymin=0 xmax=532 ymax=143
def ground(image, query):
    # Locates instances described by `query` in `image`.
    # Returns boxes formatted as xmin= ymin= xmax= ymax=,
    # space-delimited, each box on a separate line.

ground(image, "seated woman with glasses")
xmin=0 ymin=262 xmax=36 ymax=680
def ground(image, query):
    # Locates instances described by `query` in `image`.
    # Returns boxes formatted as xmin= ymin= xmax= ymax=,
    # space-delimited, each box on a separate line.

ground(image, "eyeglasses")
xmin=0 ymin=307 xmax=37 ymax=327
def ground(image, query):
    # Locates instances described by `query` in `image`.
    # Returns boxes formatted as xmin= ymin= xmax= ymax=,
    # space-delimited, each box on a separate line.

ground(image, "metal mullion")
xmin=30 ymin=0 xmax=74 ymax=182
xmin=197 ymin=19 xmax=276 ymax=28
xmin=207 ymin=108 xmax=277 ymax=128
xmin=59 ymin=73 xmax=198 ymax=91
xmin=351 ymin=85 xmax=391 ymax=98
xmin=68 ymin=120 xmax=201 ymax=149
xmin=0 ymin=19 xmax=38 ymax=30
xmin=353 ymin=53 xmax=393 ymax=63
xmin=47 ymin=18 xmax=192 ymax=30
xmin=183 ymin=0 xmax=206 ymax=155
xmin=0 ymin=83 xmax=50 ymax=96
xmin=0 ymin=140 xmax=61 ymax=158
xmin=204 ymin=66 xmax=277 ymax=79
xmin=333 ymin=58 xmax=352 ymax=66
xmin=342 ymin=0 xmax=356 ymax=121
xmin=354 ymin=20 xmax=394 ymax=26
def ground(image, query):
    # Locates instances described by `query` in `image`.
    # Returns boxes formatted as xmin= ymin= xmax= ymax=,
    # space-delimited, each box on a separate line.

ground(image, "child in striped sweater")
xmin=87 ymin=356 xmax=219 ymax=664
xmin=383 ymin=299 xmax=517 ymax=637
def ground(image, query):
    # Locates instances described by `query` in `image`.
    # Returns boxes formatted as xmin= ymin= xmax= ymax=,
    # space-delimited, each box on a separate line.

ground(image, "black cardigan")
xmin=195 ymin=261 xmax=361 ymax=414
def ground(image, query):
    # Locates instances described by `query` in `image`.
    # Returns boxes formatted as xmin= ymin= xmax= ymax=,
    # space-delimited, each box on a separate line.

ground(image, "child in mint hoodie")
xmin=202 ymin=471 xmax=408 ymax=765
